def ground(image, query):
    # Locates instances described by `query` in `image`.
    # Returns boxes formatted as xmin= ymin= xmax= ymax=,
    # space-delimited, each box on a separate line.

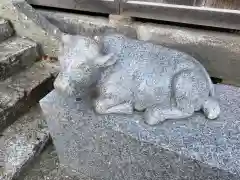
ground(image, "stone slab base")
xmin=40 ymin=84 xmax=240 ymax=180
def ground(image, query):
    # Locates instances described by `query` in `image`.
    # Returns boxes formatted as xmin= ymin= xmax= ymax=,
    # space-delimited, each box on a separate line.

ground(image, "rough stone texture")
xmin=0 ymin=0 xmax=61 ymax=57
xmin=0 ymin=19 xmax=14 ymax=43
xmin=41 ymin=84 xmax=240 ymax=180
xmin=39 ymin=10 xmax=137 ymax=38
xmin=0 ymin=36 xmax=40 ymax=80
xmin=0 ymin=105 xmax=50 ymax=180
xmin=0 ymin=60 xmax=59 ymax=132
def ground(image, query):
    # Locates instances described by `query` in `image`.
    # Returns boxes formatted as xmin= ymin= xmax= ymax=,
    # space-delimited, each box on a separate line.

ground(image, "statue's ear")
xmin=93 ymin=35 xmax=101 ymax=44
xmin=61 ymin=34 xmax=72 ymax=44
xmin=94 ymin=53 xmax=116 ymax=67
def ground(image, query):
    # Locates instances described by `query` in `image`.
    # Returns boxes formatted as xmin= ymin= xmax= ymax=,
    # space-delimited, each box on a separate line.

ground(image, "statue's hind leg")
xmin=145 ymin=69 xmax=211 ymax=125
xmin=173 ymin=69 xmax=214 ymax=117
xmin=173 ymin=68 xmax=220 ymax=120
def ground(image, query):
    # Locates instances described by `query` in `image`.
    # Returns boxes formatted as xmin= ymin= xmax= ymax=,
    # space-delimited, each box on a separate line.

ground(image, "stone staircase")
xmin=1 ymin=0 xmax=240 ymax=179
xmin=0 ymin=17 xmax=59 ymax=180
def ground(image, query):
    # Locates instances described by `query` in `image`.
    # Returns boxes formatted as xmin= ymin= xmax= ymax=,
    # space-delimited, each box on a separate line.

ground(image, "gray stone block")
xmin=0 ymin=60 xmax=59 ymax=131
xmin=0 ymin=19 xmax=14 ymax=43
xmin=40 ymin=84 xmax=240 ymax=180
xmin=0 ymin=105 xmax=50 ymax=180
xmin=0 ymin=36 xmax=39 ymax=80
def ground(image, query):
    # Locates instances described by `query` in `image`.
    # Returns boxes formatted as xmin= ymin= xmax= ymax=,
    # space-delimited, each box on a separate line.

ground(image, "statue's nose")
xmin=61 ymin=78 xmax=70 ymax=91
xmin=54 ymin=73 xmax=71 ymax=93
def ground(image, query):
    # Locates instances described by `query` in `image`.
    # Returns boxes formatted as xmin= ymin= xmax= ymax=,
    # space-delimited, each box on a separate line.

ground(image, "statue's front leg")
xmin=144 ymin=104 xmax=194 ymax=125
xmin=94 ymin=97 xmax=133 ymax=115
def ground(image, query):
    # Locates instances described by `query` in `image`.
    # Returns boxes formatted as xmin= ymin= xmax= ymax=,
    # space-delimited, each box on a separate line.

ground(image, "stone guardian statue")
xmin=54 ymin=33 xmax=220 ymax=125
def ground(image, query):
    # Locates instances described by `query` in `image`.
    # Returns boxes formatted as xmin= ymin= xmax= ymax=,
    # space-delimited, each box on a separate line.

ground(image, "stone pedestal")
xmin=40 ymin=84 xmax=240 ymax=180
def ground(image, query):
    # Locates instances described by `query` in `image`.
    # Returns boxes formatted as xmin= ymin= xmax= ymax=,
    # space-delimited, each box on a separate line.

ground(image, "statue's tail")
xmin=202 ymin=66 xmax=215 ymax=97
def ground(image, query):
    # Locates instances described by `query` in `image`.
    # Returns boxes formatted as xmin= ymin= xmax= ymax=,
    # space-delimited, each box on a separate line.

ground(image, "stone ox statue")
xmin=54 ymin=33 xmax=220 ymax=125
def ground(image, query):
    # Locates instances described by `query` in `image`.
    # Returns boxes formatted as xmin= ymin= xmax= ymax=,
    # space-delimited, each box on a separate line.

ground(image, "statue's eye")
xmin=75 ymin=62 xmax=86 ymax=68
xmin=84 ymin=66 xmax=91 ymax=73
xmin=76 ymin=64 xmax=83 ymax=68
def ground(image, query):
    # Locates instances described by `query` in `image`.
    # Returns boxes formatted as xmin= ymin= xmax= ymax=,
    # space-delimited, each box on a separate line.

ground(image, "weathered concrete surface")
xmin=38 ymin=9 xmax=240 ymax=86
xmin=0 ymin=60 xmax=59 ymax=132
xmin=0 ymin=36 xmax=39 ymax=80
xmin=0 ymin=19 xmax=14 ymax=43
xmin=41 ymin=84 xmax=240 ymax=180
xmin=0 ymin=105 xmax=50 ymax=180
xmin=39 ymin=10 xmax=137 ymax=38
xmin=0 ymin=0 xmax=61 ymax=57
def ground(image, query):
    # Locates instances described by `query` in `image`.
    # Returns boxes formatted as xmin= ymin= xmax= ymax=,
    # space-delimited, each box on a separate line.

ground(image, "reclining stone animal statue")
xmin=54 ymin=33 xmax=220 ymax=125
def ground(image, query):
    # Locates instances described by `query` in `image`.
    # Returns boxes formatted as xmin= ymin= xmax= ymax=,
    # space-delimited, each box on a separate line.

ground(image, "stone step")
xmin=0 ymin=105 xmax=51 ymax=180
xmin=0 ymin=19 xmax=14 ymax=43
xmin=0 ymin=60 xmax=59 ymax=132
xmin=0 ymin=36 xmax=40 ymax=80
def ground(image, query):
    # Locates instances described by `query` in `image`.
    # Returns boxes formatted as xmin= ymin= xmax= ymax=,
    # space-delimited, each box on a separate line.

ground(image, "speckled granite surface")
xmin=40 ymin=84 xmax=240 ymax=180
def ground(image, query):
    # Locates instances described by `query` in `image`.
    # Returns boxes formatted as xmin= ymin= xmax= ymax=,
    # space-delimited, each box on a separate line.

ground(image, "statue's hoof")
xmin=145 ymin=114 xmax=165 ymax=126
xmin=94 ymin=99 xmax=108 ymax=114
xmin=202 ymin=98 xmax=220 ymax=120
xmin=207 ymin=111 xmax=220 ymax=120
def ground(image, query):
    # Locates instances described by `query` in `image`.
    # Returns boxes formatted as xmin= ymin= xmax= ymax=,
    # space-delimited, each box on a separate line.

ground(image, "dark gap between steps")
xmin=211 ymin=77 xmax=223 ymax=84
xmin=31 ymin=4 xmax=109 ymax=18
xmin=133 ymin=17 xmax=240 ymax=35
